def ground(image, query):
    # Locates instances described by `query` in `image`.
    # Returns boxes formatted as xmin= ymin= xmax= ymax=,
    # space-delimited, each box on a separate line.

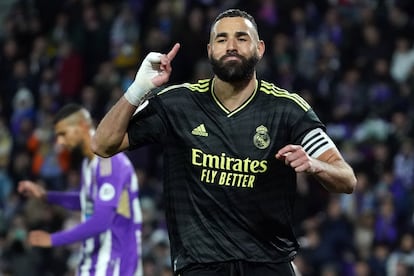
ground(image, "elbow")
xmin=91 ymin=135 xmax=115 ymax=158
xmin=324 ymin=175 xmax=357 ymax=194
xmin=344 ymin=175 xmax=357 ymax=194
xmin=339 ymin=163 xmax=357 ymax=194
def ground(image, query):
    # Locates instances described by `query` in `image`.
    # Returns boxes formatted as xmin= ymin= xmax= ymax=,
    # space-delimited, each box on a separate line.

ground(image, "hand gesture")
xmin=28 ymin=230 xmax=52 ymax=247
xmin=17 ymin=180 xmax=46 ymax=200
xmin=124 ymin=43 xmax=181 ymax=106
xmin=148 ymin=43 xmax=181 ymax=87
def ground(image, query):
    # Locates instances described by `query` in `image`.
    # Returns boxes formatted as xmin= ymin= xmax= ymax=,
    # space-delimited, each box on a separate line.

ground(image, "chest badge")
xmin=253 ymin=125 xmax=270 ymax=149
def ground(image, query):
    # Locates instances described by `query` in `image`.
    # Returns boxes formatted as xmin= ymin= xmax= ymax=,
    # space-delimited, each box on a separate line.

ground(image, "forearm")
xmin=92 ymin=96 xmax=136 ymax=157
xmin=312 ymin=159 xmax=356 ymax=194
xmin=47 ymin=191 xmax=81 ymax=210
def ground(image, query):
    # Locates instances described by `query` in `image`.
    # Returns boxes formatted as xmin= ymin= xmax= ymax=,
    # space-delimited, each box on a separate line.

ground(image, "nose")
xmin=226 ymin=38 xmax=237 ymax=52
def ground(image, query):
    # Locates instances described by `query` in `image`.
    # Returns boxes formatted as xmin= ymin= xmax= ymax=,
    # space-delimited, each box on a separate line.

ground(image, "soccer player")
xmin=18 ymin=104 xmax=143 ymax=276
xmin=92 ymin=9 xmax=357 ymax=276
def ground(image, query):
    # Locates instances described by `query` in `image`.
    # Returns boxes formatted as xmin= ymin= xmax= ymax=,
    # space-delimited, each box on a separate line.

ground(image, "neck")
xmin=213 ymin=76 xmax=257 ymax=111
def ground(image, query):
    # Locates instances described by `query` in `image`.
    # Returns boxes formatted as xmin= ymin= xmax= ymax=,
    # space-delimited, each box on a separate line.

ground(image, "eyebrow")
xmin=215 ymin=31 xmax=250 ymax=39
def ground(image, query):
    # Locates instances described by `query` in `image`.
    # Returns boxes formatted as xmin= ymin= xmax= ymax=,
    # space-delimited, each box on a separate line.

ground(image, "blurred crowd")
xmin=1 ymin=0 xmax=414 ymax=275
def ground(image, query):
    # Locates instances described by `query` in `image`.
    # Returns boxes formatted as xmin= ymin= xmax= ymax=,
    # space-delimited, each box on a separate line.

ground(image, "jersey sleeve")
xmin=51 ymin=204 xmax=114 ymax=246
xmin=127 ymin=98 xmax=168 ymax=149
xmin=290 ymin=108 xmax=326 ymax=145
xmin=46 ymin=191 xmax=81 ymax=210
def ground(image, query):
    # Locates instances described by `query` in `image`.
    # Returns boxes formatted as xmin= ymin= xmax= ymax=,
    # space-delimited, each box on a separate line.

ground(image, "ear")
xmin=257 ymin=40 xmax=265 ymax=59
xmin=207 ymin=43 xmax=211 ymax=57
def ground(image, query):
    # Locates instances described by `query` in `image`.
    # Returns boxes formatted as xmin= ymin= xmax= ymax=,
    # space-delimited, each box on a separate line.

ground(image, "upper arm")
xmin=315 ymin=147 xmax=343 ymax=164
xmin=301 ymin=127 xmax=350 ymax=166
xmin=93 ymin=132 xmax=130 ymax=157
xmin=301 ymin=128 xmax=336 ymax=159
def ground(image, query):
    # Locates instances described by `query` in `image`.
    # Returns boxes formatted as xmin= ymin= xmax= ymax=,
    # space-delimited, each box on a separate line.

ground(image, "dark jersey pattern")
xmin=127 ymin=79 xmax=325 ymax=272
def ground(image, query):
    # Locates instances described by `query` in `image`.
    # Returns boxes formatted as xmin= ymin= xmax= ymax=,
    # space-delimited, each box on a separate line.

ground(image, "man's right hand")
xmin=124 ymin=43 xmax=180 ymax=106
xmin=18 ymin=180 xmax=46 ymax=200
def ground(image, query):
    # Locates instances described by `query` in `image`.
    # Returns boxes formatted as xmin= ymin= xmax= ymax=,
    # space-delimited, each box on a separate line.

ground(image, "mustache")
xmin=220 ymin=52 xmax=244 ymax=61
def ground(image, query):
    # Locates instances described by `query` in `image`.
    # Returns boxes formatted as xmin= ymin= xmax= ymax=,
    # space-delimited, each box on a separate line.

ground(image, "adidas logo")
xmin=191 ymin=124 xmax=208 ymax=137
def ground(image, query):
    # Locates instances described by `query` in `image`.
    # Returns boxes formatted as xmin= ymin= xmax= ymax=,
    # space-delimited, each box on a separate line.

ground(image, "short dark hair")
xmin=53 ymin=103 xmax=83 ymax=125
xmin=212 ymin=9 xmax=258 ymax=33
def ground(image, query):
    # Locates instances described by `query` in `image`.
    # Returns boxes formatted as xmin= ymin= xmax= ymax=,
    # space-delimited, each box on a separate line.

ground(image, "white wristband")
xmin=124 ymin=84 xmax=146 ymax=106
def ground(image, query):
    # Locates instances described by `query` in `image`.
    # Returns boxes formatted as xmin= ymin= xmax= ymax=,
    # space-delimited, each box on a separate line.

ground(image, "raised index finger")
xmin=167 ymin=43 xmax=180 ymax=60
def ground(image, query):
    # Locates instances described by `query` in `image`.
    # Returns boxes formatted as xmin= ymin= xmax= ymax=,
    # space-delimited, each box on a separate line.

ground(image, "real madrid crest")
xmin=253 ymin=125 xmax=270 ymax=149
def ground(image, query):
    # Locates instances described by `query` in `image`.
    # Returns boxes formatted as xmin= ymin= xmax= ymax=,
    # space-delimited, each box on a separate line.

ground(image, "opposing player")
xmin=92 ymin=9 xmax=356 ymax=276
xmin=18 ymin=104 xmax=143 ymax=276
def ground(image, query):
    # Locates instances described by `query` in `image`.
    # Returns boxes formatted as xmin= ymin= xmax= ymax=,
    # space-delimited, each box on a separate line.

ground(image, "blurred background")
xmin=1 ymin=0 xmax=414 ymax=275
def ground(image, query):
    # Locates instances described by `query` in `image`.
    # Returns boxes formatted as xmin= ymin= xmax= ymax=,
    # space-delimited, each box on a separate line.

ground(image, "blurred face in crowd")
xmin=208 ymin=16 xmax=265 ymax=82
xmin=54 ymin=110 xmax=90 ymax=156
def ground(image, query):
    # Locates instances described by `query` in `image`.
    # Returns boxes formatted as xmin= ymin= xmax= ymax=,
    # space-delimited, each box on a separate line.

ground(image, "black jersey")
xmin=127 ymin=79 xmax=325 ymax=271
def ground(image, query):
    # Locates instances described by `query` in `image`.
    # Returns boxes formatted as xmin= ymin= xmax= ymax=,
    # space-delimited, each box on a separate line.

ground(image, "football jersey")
xmin=78 ymin=153 xmax=142 ymax=276
xmin=127 ymin=79 xmax=324 ymax=272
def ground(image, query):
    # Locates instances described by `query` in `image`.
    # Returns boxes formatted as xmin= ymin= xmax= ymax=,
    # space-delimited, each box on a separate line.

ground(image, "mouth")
xmin=221 ymin=54 xmax=242 ymax=62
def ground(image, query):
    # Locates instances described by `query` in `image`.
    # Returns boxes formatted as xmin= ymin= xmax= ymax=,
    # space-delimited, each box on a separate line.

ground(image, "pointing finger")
xmin=167 ymin=43 xmax=180 ymax=60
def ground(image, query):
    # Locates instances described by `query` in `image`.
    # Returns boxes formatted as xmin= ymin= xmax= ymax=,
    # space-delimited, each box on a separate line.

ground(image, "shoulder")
xmin=156 ymin=79 xmax=212 ymax=97
xmin=96 ymin=153 xmax=134 ymax=176
xmin=258 ymin=80 xmax=311 ymax=112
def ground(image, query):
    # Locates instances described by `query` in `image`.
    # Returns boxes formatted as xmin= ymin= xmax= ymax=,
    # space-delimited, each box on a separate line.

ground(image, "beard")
xmin=69 ymin=143 xmax=84 ymax=170
xmin=209 ymin=52 xmax=259 ymax=82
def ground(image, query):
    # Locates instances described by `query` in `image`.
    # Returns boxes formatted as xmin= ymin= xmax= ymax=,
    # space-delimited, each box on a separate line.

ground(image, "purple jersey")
xmin=51 ymin=153 xmax=142 ymax=276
